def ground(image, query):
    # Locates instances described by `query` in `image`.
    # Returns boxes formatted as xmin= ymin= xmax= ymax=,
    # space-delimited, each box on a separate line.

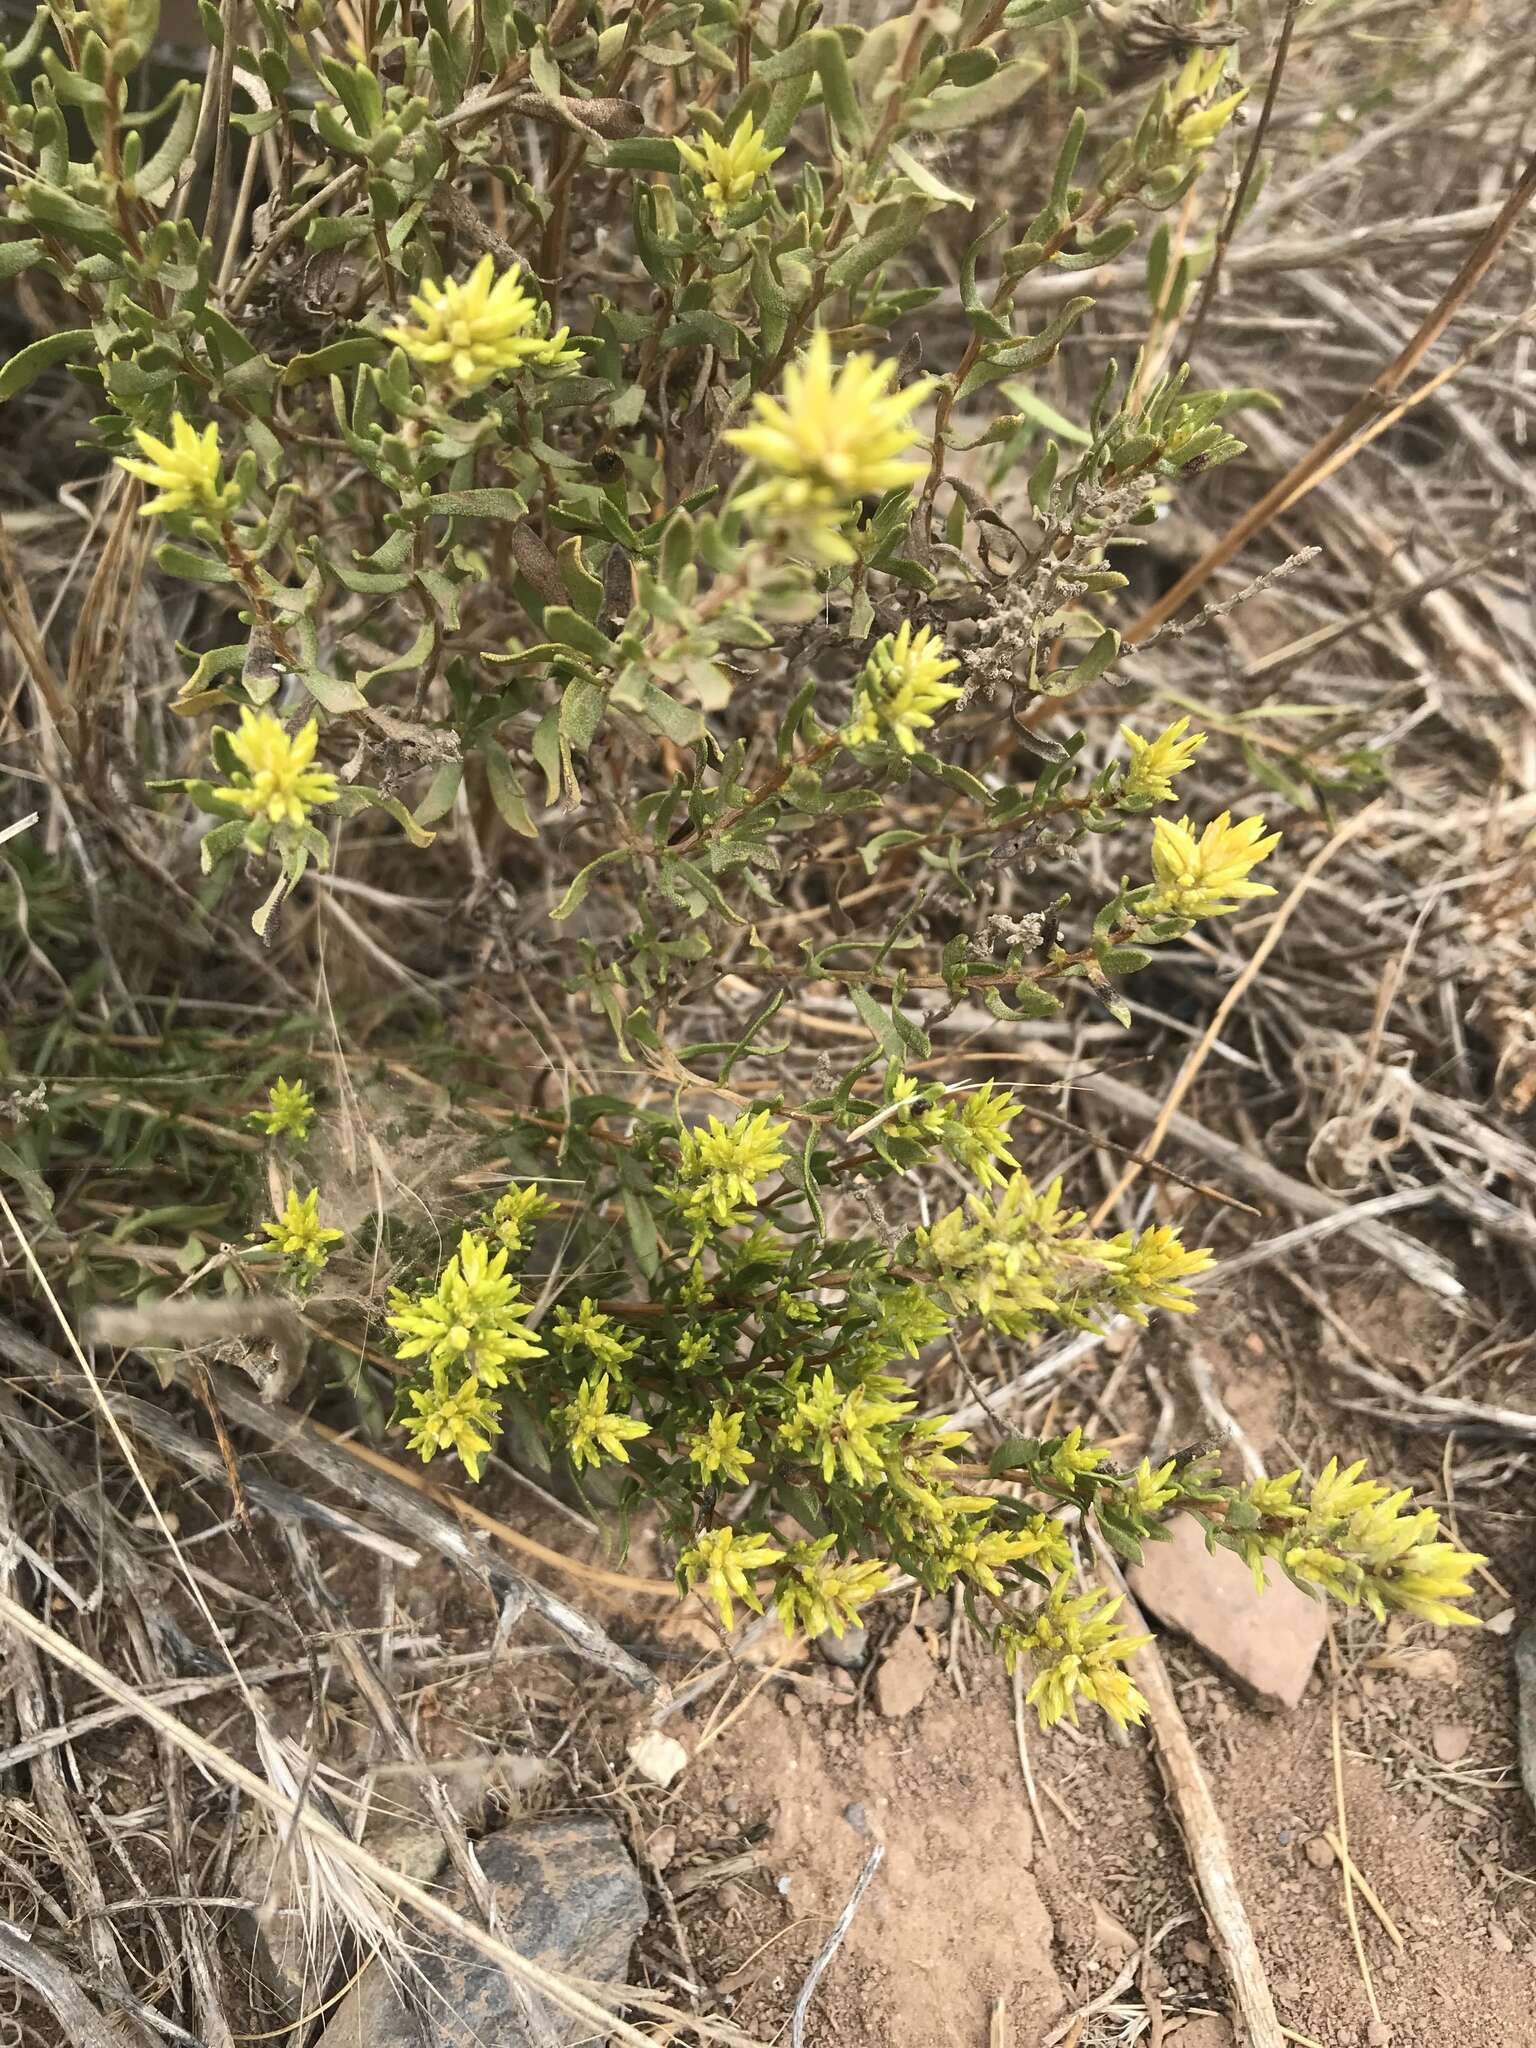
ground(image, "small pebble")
xmin=1431 ymin=1722 xmax=1472 ymax=1764
xmin=817 ymin=1625 xmax=868 ymax=1671
xmin=1182 ymin=1939 xmax=1211 ymax=1968
xmin=1489 ymin=1922 xmax=1513 ymax=1954
xmin=776 ymin=1874 xmax=793 ymax=1897
xmin=779 ymin=1689 xmax=803 ymax=1718
xmin=1367 ymin=2022 xmax=1391 ymax=2047
xmin=721 ymin=1793 xmax=740 ymax=1817
xmin=1304 ymin=1836 xmax=1336 ymax=1871
xmin=843 ymin=1802 xmax=869 ymax=1835
xmin=1277 ymin=1828 xmax=1293 ymax=1847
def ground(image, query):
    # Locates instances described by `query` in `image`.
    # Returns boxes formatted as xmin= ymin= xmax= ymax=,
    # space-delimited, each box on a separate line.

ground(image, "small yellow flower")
xmin=1171 ymin=51 xmax=1249 ymax=152
xmin=382 ymin=255 xmax=579 ymax=391
xmin=676 ymin=114 xmax=783 ymax=212
xmin=116 ymin=414 xmax=242 ymax=520
xmin=664 ymin=1108 xmax=791 ymax=1247
xmin=1120 ymin=716 xmax=1206 ymax=805
xmin=774 ymin=1537 xmax=890 ymax=1639
xmin=679 ymin=1525 xmax=785 ymax=1630
xmin=402 ymin=1368 xmax=501 ymax=1481
xmin=1007 ymin=1583 xmax=1151 ymax=1731
xmin=488 ymin=1183 xmax=558 ymax=1253
xmin=1111 ymin=1223 xmax=1216 ymax=1321
xmin=253 ymin=1076 xmax=315 ymax=1141
xmin=688 ymin=1408 xmax=753 ymax=1488
xmin=727 ymin=332 xmax=933 ymax=562
xmin=387 ymin=1229 xmax=545 ymax=1387
xmin=260 ymin=1187 xmax=343 ymax=1272
xmin=1146 ymin=810 xmax=1281 ymax=920
xmin=213 ymin=709 xmax=340 ymax=831
xmin=845 ymin=622 xmax=962 ymax=756
xmin=560 ymin=1373 xmax=650 ymax=1472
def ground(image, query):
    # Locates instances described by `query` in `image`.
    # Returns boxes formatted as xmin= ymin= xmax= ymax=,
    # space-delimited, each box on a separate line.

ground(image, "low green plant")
xmin=1 ymin=0 xmax=1480 ymax=1725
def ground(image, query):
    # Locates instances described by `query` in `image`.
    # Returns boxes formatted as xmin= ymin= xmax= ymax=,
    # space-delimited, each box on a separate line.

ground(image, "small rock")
xmin=1174 ymin=2022 xmax=1233 ymax=2048
xmin=843 ymin=1802 xmax=869 ymax=1836
xmin=817 ymin=1624 xmax=868 ymax=1670
xmin=238 ymin=1753 xmax=540 ymax=2010
xmin=721 ymin=1794 xmax=740 ymax=1817
xmin=628 ymin=1730 xmax=688 ymax=1788
xmin=874 ymin=1627 xmax=935 ymax=1719
xmin=1485 ymin=1606 xmax=1516 ymax=1636
xmin=315 ymin=1817 xmax=646 ymax=2048
xmin=646 ymin=1825 xmax=677 ymax=1872
xmin=1431 ymin=1722 xmax=1472 ymax=1765
xmin=1090 ymin=1900 xmax=1137 ymax=1962
xmin=779 ymin=1689 xmax=803 ymax=1718
xmin=1489 ymin=1921 xmax=1514 ymax=1954
xmin=1304 ymin=1836 xmax=1336 ymax=1871
xmin=1515 ymin=1623 xmax=1536 ymax=1821
xmin=1128 ymin=1513 xmax=1327 ymax=1711
xmin=912 ymin=1594 xmax=952 ymax=1631
xmin=1182 ymin=1939 xmax=1211 ymax=1968
xmin=1367 ymin=2021 xmax=1392 ymax=2047
xmin=1271 ymin=1977 xmax=1302 ymax=2008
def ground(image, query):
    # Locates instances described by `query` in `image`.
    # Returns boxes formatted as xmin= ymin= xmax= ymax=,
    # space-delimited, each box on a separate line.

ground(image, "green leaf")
xmin=888 ymin=142 xmax=973 ymax=210
xmin=132 ymin=80 xmax=201 ymax=203
xmin=531 ymin=710 xmax=564 ymax=804
xmin=0 ymin=239 xmax=44 ymax=282
xmin=908 ymin=56 xmax=1045 ymax=132
xmin=551 ymin=848 xmax=626 ymax=922
xmin=544 ymin=606 xmax=618 ymax=663
xmin=482 ymin=741 xmax=537 ymax=836
xmin=0 ymin=327 xmax=91 ymax=403
xmin=850 ymin=985 xmax=904 ymax=1058
xmin=281 ymin=337 xmax=382 ymax=385
xmin=428 ymin=487 xmax=530 ymax=521
xmin=414 ymin=758 xmax=463 ymax=826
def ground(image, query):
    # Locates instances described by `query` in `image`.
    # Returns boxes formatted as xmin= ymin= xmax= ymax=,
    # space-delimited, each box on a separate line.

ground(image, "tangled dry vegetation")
xmin=1 ymin=0 xmax=1534 ymax=2043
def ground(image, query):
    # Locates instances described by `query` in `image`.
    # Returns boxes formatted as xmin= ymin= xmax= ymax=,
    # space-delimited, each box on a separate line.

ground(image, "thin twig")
xmin=1094 ymin=1545 xmax=1286 ymax=2048
xmin=789 ymin=1843 xmax=884 ymax=2048
xmin=1130 ymin=149 xmax=1536 ymax=639
xmin=1182 ymin=0 xmax=1304 ymax=364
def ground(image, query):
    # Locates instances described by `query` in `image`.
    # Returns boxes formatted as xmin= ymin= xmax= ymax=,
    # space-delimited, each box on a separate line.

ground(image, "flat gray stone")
xmin=1514 ymin=1622 xmax=1536 ymax=1820
xmin=1128 ymin=1512 xmax=1326 ymax=1712
xmin=316 ymin=1817 xmax=647 ymax=2048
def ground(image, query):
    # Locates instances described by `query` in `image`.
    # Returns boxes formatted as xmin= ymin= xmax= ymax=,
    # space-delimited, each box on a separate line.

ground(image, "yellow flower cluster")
xmin=778 ymin=1366 xmax=915 ymax=1486
xmin=560 ymin=1372 xmax=649 ymax=1472
xmin=1230 ymin=1458 xmax=1485 ymax=1627
xmin=679 ymin=1524 xmax=784 ymax=1630
xmin=915 ymin=1173 xmax=1214 ymax=1340
xmin=1120 ymin=716 xmax=1206 ymax=806
xmin=117 ymin=414 xmax=243 ymax=520
xmin=213 ymin=709 xmax=339 ymax=831
xmin=260 ymin=1187 xmax=342 ymax=1275
xmin=1173 ymin=50 xmax=1249 ymax=152
xmin=253 ymin=1076 xmax=315 ymax=1141
xmin=773 ymin=1537 xmax=891 ymax=1639
xmin=1003 ymin=1584 xmax=1151 ymax=1730
xmin=1146 ymin=810 xmax=1281 ymax=920
xmin=390 ymin=1227 xmax=547 ymax=1480
xmin=383 ymin=255 xmax=579 ymax=391
xmin=727 ymin=332 xmax=932 ymax=562
xmin=663 ymin=1107 xmax=790 ymax=1248
xmin=845 ymin=623 xmax=962 ymax=756
xmin=676 ymin=114 xmax=783 ymax=213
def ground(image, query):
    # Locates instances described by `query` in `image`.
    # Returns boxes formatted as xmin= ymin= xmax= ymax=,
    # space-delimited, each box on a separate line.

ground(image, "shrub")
xmin=1 ymin=0 xmax=1480 ymax=1728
